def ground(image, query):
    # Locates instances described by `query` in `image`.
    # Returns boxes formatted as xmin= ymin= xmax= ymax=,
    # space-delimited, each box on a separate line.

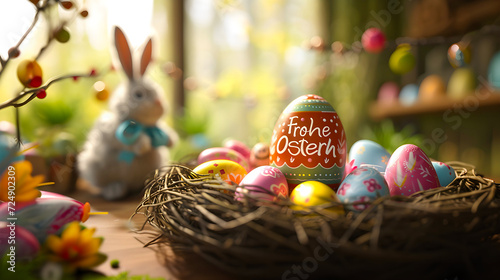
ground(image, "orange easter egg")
xmin=270 ymin=94 xmax=346 ymax=191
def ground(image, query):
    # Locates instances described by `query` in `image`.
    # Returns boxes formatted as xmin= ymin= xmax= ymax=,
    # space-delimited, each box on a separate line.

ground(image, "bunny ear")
xmin=139 ymin=38 xmax=153 ymax=77
xmin=114 ymin=26 xmax=134 ymax=80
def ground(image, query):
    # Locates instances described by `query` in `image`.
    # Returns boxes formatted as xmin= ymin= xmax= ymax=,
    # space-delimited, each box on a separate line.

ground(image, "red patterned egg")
xmin=270 ymin=94 xmax=346 ymax=191
xmin=384 ymin=144 xmax=440 ymax=196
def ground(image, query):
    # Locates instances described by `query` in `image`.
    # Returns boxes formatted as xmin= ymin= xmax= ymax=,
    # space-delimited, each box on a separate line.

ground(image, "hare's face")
xmin=127 ymin=81 xmax=164 ymax=126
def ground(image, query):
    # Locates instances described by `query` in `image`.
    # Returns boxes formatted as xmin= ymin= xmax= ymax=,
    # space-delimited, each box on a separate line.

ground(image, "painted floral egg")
xmin=337 ymin=167 xmax=389 ymax=212
xmin=0 ymin=195 xmax=91 ymax=243
xmin=432 ymin=161 xmax=456 ymax=187
xmin=447 ymin=42 xmax=471 ymax=68
xmin=235 ymin=166 xmax=288 ymax=201
xmin=194 ymin=159 xmax=247 ymax=185
xmin=198 ymin=147 xmax=250 ymax=171
xmin=290 ymin=181 xmax=344 ymax=214
xmin=270 ymin=94 xmax=346 ymax=191
xmin=223 ymin=139 xmax=251 ymax=160
xmin=249 ymin=142 xmax=270 ymax=169
xmin=348 ymin=140 xmax=391 ymax=173
xmin=384 ymin=144 xmax=440 ymax=196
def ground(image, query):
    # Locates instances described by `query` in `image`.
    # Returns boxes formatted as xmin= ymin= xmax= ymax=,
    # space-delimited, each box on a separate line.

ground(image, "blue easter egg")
xmin=432 ymin=161 xmax=456 ymax=187
xmin=399 ymin=84 xmax=419 ymax=106
xmin=348 ymin=140 xmax=391 ymax=173
xmin=488 ymin=51 xmax=500 ymax=89
xmin=337 ymin=166 xmax=390 ymax=212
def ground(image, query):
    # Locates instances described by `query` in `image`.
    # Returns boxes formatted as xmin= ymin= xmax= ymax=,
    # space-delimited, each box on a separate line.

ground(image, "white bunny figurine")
xmin=77 ymin=26 xmax=178 ymax=200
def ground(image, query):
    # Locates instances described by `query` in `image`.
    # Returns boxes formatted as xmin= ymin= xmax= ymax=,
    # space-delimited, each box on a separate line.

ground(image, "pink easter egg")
xmin=384 ymin=144 xmax=440 ymax=196
xmin=0 ymin=222 xmax=40 ymax=259
xmin=198 ymin=147 xmax=250 ymax=171
xmin=223 ymin=139 xmax=251 ymax=160
xmin=236 ymin=166 xmax=288 ymax=201
xmin=362 ymin=28 xmax=386 ymax=53
xmin=377 ymin=81 xmax=400 ymax=104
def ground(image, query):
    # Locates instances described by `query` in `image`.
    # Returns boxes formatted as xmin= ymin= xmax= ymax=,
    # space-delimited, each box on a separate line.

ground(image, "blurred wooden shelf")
xmin=369 ymin=88 xmax=500 ymax=121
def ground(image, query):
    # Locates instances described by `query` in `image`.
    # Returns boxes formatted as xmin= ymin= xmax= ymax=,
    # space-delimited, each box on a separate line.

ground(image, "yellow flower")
xmin=45 ymin=221 xmax=107 ymax=271
xmin=0 ymin=160 xmax=43 ymax=202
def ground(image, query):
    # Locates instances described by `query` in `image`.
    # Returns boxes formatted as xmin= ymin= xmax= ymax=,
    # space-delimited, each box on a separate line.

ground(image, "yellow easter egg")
xmin=290 ymin=181 xmax=344 ymax=214
xmin=194 ymin=159 xmax=247 ymax=184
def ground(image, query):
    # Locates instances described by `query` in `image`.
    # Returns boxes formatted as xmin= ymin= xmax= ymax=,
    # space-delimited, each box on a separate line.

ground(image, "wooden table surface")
xmin=73 ymin=180 xmax=240 ymax=280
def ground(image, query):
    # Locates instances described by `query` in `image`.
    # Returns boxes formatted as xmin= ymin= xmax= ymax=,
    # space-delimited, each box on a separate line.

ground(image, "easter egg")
xmin=198 ymin=147 xmax=250 ymax=171
xmin=0 ymin=222 xmax=40 ymax=259
xmin=17 ymin=59 xmax=43 ymax=88
xmin=488 ymin=51 xmax=500 ymax=89
xmin=377 ymin=81 xmax=399 ymax=104
xmin=361 ymin=28 xmax=386 ymax=53
xmin=193 ymin=159 xmax=247 ymax=185
xmin=337 ymin=167 xmax=390 ymax=212
xmin=235 ymin=166 xmax=288 ymax=201
xmin=389 ymin=45 xmax=415 ymax=74
xmin=348 ymin=140 xmax=391 ymax=173
xmin=399 ymin=84 xmax=419 ymax=106
xmin=384 ymin=144 xmax=440 ymax=196
xmin=270 ymin=94 xmax=346 ymax=191
xmin=0 ymin=194 xmax=91 ymax=243
xmin=290 ymin=181 xmax=344 ymax=214
xmin=448 ymin=68 xmax=477 ymax=100
xmin=432 ymin=161 xmax=456 ymax=187
xmin=223 ymin=139 xmax=251 ymax=160
xmin=419 ymin=75 xmax=446 ymax=102
xmin=250 ymin=142 xmax=270 ymax=169
xmin=448 ymin=42 xmax=471 ymax=68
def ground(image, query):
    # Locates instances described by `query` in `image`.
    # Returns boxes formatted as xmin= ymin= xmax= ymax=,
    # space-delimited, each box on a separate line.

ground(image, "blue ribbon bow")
xmin=115 ymin=120 xmax=169 ymax=163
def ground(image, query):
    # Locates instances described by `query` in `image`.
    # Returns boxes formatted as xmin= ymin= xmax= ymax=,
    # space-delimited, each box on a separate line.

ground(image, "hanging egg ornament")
xmin=17 ymin=60 xmax=43 ymax=88
xmin=447 ymin=42 xmax=471 ymax=68
xmin=361 ymin=28 xmax=386 ymax=53
xmin=270 ymin=94 xmax=346 ymax=191
xmin=384 ymin=144 xmax=440 ymax=196
xmin=389 ymin=44 xmax=415 ymax=74
xmin=93 ymin=81 xmax=110 ymax=101
xmin=290 ymin=181 xmax=344 ymax=214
